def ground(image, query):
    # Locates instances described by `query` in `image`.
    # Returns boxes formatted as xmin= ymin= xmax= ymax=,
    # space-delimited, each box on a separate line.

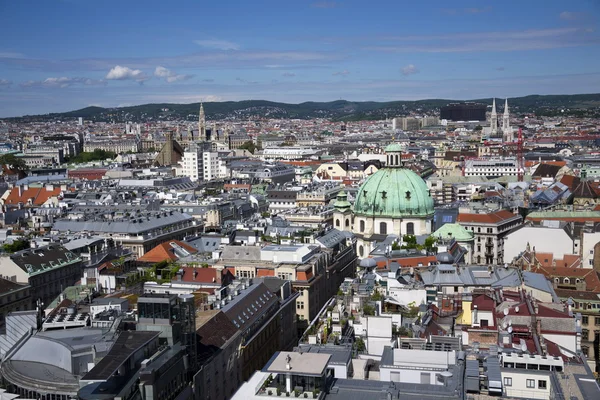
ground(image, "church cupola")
xmin=384 ymin=143 xmax=404 ymax=168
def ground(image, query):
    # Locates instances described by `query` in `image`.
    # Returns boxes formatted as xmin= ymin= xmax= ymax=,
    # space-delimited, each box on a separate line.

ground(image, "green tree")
xmin=0 ymin=154 xmax=28 ymax=173
xmin=402 ymin=234 xmax=418 ymax=249
xmin=3 ymin=239 xmax=30 ymax=253
xmin=238 ymin=141 xmax=257 ymax=154
xmin=391 ymin=242 xmax=401 ymax=251
xmin=354 ymin=337 xmax=366 ymax=352
xmin=363 ymin=304 xmax=376 ymax=316
xmin=424 ymin=236 xmax=438 ymax=252
xmin=474 ymin=125 xmax=482 ymax=131
xmin=70 ymin=149 xmax=117 ymax=163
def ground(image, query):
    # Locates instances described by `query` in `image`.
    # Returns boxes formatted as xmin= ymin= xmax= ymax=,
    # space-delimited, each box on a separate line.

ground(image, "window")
xmin=360 ymin=220 xmax=365 ymax=232
xmin=538 ymin=380 xmax=547 ymax=389
xmin=336 ymin=219 xmax=340 ymax=227
xmin=582 ymin=329 xmax=589 ymax=340
xmin=380 ymin=222 xmax=387 ymax=235
xmin=345 ymin=219 xmax=350 ymax=227
xmin=582 ymin=346 xmax=589 ymax=357
xmin=503 ymin=377 xmax=512 ymax=387
xmin=296 ymin=301 xmax=305 ymax=310
xmin=406 ymin=222 xmax=414 ymax=235
xmin=582 ymin=316 xmax=589 ymax=325
xmin=526 ymin=379 xmax=535 ymax=388
xmin=595 ymin=317 xmax=600 ymax=325
xmin=359 ymin=246 xmax=364 ymax=257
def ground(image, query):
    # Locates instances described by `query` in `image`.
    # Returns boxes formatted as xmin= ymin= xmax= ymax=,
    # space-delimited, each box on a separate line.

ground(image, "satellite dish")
xmin=521 ymin=343 xmax=527 ymax=352
xmin=503 ymin=308 xmax=509 ymax=316
xmin=515 ymin=306 xmax=520 ymax=313
xmin=508 ymin=326 xmax=513 ymax=334
xmin=508 ymin=319 xmax=512 ymax=326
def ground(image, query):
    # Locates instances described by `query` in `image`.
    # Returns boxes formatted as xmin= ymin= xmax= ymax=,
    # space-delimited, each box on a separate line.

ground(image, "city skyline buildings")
xmin=0 ymin=0 xmax=599 ymax=117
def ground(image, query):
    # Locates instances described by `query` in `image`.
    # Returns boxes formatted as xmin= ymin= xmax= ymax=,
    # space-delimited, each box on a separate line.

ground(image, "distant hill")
xmin=6 ymin=93 xmax=600 ymax=123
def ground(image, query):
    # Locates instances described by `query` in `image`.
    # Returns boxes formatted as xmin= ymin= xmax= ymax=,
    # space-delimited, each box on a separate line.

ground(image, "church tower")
xmin=198 ymin=102 xmax=206 ymax=141
xmin=502 ymin=98 xmax=513 ymax=142
xmin=333 ymin=191 xmax=352 ymax=232
xmin=490 ymin=98 xmax=498 ymax=136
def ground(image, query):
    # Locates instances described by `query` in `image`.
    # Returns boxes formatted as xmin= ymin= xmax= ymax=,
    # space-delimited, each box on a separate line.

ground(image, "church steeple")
xmin=198 ymin=102 xmax=206 ymax=141
xmin=490 ymin=98 xmax=498 ymax=136
xmin=502 ymin=98 xmax=510 ymax=132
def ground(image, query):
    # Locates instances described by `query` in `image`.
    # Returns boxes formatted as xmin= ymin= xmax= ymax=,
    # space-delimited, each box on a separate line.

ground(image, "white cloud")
xmin=401 ymin=64 xmax=419 ymax=76
xmin=20 ymin=77 xmax=106 ymax=88
xmin=560 ymin=11 xmax=582 ymax=21
xmin=282 ymin=72 xmax=296 ymax=77
xmin=105 ymin=65 xmax=149 ymax=82
xmin=154 ymin=66 xmax=194 ymax=83
xmin=366 ymin=27 xmax=596 ymax=53
xmin=194 ymin=39 xmax=239 ymax=50
xmin=0 ymin=79 xmax=12 ymax=87
xmin=332 ymin=70 xmax=349 ymax=76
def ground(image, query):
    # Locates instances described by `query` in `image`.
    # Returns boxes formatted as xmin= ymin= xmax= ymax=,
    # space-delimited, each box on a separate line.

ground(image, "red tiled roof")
xmin=472 ymin=294 xmax=495 ymax=311
xmin=457 ymin=210 xmax=519 ymax=224
xmin=137 ymin=240 xmax=198 ymax=263
xmin=178 ymin=267 xmax=223 ymax=284
xmin=3 ymin=186 xmax=65 ymax=206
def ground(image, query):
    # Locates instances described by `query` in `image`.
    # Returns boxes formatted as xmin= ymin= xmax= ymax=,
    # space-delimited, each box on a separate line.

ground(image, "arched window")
xmin=406 ymin=222 xmax=414 ymax=235
xmin=380 ymin=222 xmax=387 ymax=235
xmin=359 ymin=245 xmax=364 ymax=257
xmin=395 ymin=154 xmax=399 ymax=165
xmin=563 ymin=278 xmax=570 ymax=284
xmin=360 ymin=220 xmax=365 ymax=232
xmin=336 ymin=219 xmax=340 ymax=227
xmin=345 ymin=219 xmax=350 ymax=227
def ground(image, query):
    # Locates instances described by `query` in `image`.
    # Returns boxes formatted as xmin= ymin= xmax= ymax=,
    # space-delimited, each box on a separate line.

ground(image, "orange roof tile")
xmin=457 ymin=210 xmax=519 ymax=224
xmin=137 ymin=240 xmax=198 ymax=263
xmin=3 ymin=186 xmax=64 ymax=206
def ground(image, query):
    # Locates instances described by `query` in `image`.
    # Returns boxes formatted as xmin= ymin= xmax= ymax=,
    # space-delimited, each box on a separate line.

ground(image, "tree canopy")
xmin=0 ymin=154 xmax=28 ymax=172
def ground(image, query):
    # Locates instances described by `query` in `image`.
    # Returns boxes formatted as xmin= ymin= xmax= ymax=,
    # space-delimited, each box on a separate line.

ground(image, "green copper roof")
xmin=385 ymin=143 xmax=403 ymax=153
xmin=353 ymin=168 xmax=434 ymax=218
xmin=433 ymin=223 xmax=474 ymax=242
xmin=334 ymin=190 xmax=352 ymax=210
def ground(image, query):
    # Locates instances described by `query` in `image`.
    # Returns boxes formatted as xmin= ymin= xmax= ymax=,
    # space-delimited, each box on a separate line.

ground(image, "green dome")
xmin=334 ymin=190 xmax=352 ymax=211
xmin=385 ymin=143 xmax=403 ymax=153
xmin=353 ymin=168 xmax=434 ymax=218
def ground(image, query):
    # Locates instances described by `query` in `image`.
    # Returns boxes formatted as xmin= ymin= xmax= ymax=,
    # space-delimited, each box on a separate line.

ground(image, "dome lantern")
xmin=384 ymin=143 xmax=404 ymax=168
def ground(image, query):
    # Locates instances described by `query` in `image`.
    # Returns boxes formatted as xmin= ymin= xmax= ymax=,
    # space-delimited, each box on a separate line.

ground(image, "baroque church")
xmin=333 ymin=144 xmax=434 ymax=258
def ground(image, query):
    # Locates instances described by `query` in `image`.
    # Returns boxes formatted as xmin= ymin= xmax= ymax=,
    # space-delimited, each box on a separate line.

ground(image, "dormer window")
xmin=405 ymin=191 xmax=411 ymax=200
xmin=381 ymin=191 xmax=387 ymax=199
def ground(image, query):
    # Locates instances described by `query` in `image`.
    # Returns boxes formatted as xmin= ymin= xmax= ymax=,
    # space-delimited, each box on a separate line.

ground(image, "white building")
xmin=463 ymin=158 xmax=522 ymax=178
xmin=202 ymin=151 xmax=227 ymax=181
xmin=177 ymin=148 xmax=202 ymax=181
xmin=504 ymin=224 xmax=575 ymax=263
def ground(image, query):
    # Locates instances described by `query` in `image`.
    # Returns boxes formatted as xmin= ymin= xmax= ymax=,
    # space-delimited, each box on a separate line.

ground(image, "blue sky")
xmin=0 ymin=0 xmax=599 ymax=117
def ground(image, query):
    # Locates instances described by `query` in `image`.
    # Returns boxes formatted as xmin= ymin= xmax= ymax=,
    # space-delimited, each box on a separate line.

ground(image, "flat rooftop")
xmin=82 ymin=331 xmax=159 ymax=381
xmin=264 ymin=351 xmax=331 ymax=377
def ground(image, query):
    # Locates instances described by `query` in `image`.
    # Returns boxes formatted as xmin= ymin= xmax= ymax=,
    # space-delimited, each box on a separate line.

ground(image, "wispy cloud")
xmin=332 ymin=70 xmax=349 ymax=76
xmin=0 ymin=51 xmax=24 ymax=59
xmin=282 ymin=72 xmax=296 ymax=77
xmin=194 ymin=39 xmax=239 ymax=50
xmin=20 ymin=76 xmax=106 ymax=88
xmin=154 ymin=66 xmax=194 ymax=83
xmin=441 ymin=7 xmax=492 ymax=15
xmin=202 ymin=78 xmax=215 ymax=83
xmin=366 ymin=28 xmax=599 ymax=53
xmin=0 ymin=79 xmax=12 ymax=88
xmin=311 ymin=1 xmax=340 ymax=9
xmin=0 ymin=50 xmax=340 ymax=72
xmin=105 ymin=65 xmax=149 ymax=83
xmin=235 ymin=77 xmax=258 ymax=84
xmin=559 ymin=11 xmax=584 ymax=21
xmin=401 ymin=64 xmax=418 ymax=76
xmin=496 ymin=67 xmax=506 ymax=71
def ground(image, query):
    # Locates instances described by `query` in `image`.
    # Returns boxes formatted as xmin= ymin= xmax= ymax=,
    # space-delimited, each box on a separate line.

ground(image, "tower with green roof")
xmin=333 ymin=190 xmax=352 ymax=232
